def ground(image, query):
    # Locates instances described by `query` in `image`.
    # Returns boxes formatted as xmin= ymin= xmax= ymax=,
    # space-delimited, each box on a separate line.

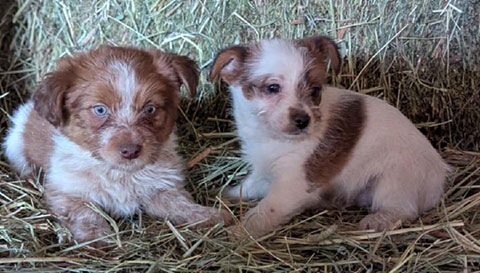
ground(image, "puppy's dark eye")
xmin=265 ymin=84 xmax=281 ymax=94
xmin=143 ymin=104 xmax=156 ymax=115
xmin=92 ymin=104 xmax=109 ymax=117
xmin=311 ymin=87 xmax=321 ymax=98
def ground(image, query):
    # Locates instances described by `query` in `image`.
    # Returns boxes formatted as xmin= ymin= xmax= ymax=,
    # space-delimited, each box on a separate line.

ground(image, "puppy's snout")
xmin=292 ymin=112 xmax=310 ymax=130
xmin=119 ymin=144 xmax=142 ymax=160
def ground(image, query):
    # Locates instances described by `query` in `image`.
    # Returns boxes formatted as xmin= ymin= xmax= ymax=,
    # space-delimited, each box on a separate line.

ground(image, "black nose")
xmin=292 ymin=113 xmax=310 ymax=130
xmin=119 ymin=144 xmax=142 ymax=160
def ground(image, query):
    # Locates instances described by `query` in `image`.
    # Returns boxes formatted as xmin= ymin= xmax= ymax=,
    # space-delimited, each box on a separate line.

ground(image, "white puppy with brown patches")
xmin=210 ymin=36 xmax=450 ymax=237
xmin=3 ymin=46 xmax=231 ymax=243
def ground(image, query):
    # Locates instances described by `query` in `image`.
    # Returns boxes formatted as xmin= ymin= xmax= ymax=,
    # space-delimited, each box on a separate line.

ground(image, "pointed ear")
xmin=209 ymin=46 xmax=248 ymax=84
xmin=150 ymin=50 xmax=199 ymax=97
xmin=32 ymin=60 xmax=74 ymax=126
xmin=297 ymin=36 xmax=341 ymax=75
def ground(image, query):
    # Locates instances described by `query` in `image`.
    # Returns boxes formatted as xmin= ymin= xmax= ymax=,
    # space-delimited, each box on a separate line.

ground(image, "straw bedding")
xmin=0 ymin=0 xmax=479 ymax=271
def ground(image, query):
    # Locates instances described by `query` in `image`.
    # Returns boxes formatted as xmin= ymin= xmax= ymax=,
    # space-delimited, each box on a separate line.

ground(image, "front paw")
xmin=223 ymin=183 xmax=260 ymax=201
xmin=220 ymin=209 xmax=235 ymax=226
xmin=359 ymin=211 xmax=402 ymax=231
xmin=225 ymin=224 xmax=248 ymax=238
xmin=223 ymin=175 xmax=270 ymax=201
xmin=225 ymin=222 xmax=267 ymax=239
xmin=214 ymin=209 xmax=234 ymax=227
xmin=223 ymin=184 xmax=242 ymax=200
xmin=190 ymin=208 xmax=234 ymax=228
xmin=68 ymin=218 xmax=113 ymax=243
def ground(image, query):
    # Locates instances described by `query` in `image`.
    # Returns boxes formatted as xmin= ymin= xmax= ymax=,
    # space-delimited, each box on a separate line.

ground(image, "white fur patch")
xmin=2 ymin=101 xmax=34 ymax=175
xmin=252 ymin=39 xmax=306 ymax=86
xmin=110 ymin=61 xmax=137 ymax=123
xmin=48 ymin=131 xmax=182 ymax=217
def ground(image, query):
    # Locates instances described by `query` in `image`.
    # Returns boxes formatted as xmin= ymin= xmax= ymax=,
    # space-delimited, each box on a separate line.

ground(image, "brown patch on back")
xmin=305 ymin=95 xmax=366 ymax=188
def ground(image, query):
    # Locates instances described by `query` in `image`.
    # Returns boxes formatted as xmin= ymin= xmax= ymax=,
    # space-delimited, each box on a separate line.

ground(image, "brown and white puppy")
xmin=3 ymin=46 xmax=231 ymax=242
xmin=210 ymin=37 xmax=450 ymax=237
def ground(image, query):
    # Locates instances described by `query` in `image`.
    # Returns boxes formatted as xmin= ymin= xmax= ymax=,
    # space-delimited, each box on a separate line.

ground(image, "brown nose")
xmin=118 ymin=144 xmax=142 ymax=160
xmin=292 ymin=112 xmax=310 ymax=130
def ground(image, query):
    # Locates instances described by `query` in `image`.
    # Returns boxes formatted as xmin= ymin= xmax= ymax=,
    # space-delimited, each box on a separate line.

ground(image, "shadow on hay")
xmin=0 ymin=1 xmax=27 ymax=148
xmin=0 ymin=0 xmax=19 ymax=86
xmin=0 ymin=1 xmax=22 ymax=170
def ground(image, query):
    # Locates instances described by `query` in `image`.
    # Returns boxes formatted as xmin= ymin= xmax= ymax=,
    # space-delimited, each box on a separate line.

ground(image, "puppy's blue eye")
xmin=144 ymin=105 xmax=156 ymax=115
xmin=265 ymin=84 xmax=281 ymax=94
xmin=93 ymin=105 xmax=108 ymax=117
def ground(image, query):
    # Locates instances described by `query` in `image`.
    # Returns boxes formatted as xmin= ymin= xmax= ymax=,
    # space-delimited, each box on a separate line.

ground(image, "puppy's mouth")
xmin=284 ymin=130 xmax=310 ymax=140
xmin=94 ymin=150 xmax=149 ymax=172
xmin=106 ymin=157 xmax=147 ymax=171
xmin=283 ymin=123 xmax=311 ymax=136
xmin=270 ymin=127 xmax=311 ymax=141
xmin=289 ymin=128 xmax=309 ymax=135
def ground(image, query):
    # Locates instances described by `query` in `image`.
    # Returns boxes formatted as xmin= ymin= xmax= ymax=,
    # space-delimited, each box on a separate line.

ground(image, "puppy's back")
xmin=323 ymin=87 xmax=449 ymax=213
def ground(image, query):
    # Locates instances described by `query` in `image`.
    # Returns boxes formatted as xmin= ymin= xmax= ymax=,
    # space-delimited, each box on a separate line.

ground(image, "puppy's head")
xmin=33 ymin=45 xmax=198 ymax=169
xmin=210 ymin=36 xmax=340 ymax=139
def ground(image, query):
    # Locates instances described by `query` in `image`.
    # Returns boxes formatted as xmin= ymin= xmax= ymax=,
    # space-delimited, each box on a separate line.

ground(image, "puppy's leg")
xmin=359 ymin=210 xmax=415 ymax=231
xmin=232 ymin=172 xmax=317 ymax=238
xmin=224 ymin=169 xmax=271 ymax=201
xmin=143 ymin=188 xmax=233 ymax=228
xmin=359 ymin=172 xmax=419 ymax=231
xmin=46 ymin=193 xmax=112 ymax=242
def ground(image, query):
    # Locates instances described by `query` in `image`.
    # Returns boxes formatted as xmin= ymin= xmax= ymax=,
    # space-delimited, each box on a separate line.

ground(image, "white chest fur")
xmin=47 ymin=132 xmax=183 ymax=217
xmin=229 ymin=86 xmax=318 ymax=199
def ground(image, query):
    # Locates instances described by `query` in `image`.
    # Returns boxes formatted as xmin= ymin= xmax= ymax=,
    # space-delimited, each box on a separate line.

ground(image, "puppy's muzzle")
xmin=118 ymin=143 xmax=142 ymax=160
xmin=292 ymin=112 xmax=310 ymax=130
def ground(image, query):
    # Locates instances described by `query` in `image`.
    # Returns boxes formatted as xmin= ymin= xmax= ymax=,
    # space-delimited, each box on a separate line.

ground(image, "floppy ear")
xmin=168 ymin=54 xmax=199 ymax=97
xmin=151 ymin=50 xmax=199 ymax=97
xmin=209 ymin=46 xmax=248 ymax=84
xmin=32 ymin=60 xmax=74 ymax=127
xmin=297 ymin=36 xmax=341 ymax=75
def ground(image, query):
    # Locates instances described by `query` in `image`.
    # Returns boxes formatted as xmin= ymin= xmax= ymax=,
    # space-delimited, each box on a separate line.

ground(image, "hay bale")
xmin=0 ymin=0 xmax=479 ymax=271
